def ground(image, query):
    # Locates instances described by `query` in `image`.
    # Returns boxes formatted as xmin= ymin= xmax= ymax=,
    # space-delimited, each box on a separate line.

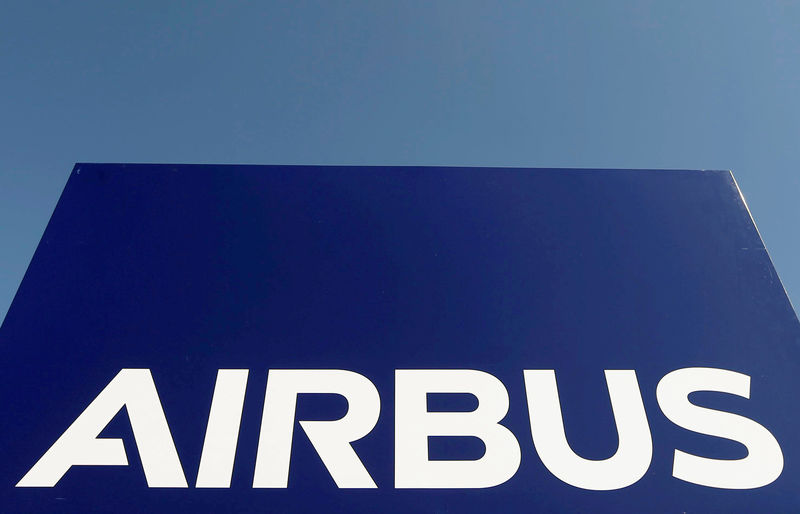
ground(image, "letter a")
xmin=16 ymin=369 xmax=187 ymax=488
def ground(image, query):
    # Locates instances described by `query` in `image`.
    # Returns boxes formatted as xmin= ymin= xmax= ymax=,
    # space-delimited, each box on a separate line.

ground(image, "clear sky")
xmin=2 ymin=1 xmax=799 ymax=323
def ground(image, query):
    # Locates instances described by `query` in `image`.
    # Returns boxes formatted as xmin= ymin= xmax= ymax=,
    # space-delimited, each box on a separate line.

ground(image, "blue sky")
xmin=2 ymin=1 xmax=799 ymax=322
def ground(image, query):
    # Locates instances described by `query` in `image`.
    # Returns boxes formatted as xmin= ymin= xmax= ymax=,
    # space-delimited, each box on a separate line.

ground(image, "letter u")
xmin=523 ymin=370 xmax=652 ymax=490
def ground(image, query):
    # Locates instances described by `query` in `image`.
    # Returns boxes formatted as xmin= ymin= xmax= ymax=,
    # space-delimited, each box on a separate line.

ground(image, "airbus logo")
xmin=16 ymin=368 xmax=782 ymax=491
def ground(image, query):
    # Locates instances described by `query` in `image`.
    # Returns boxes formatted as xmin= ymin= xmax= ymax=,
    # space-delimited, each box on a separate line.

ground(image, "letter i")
xmin=196 ymin=369 xmax=249 ymax=488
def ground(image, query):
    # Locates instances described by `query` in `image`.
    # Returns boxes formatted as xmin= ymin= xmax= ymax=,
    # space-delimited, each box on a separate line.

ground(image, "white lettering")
xmin=523 ymin=370 xmax=652 ymax=490
xmin=394 ymin=369 xmax=521 ymax=488
xmin=252 ymin=369 xmax=380 ymax=488
xmin=196 ymin=369 xmax=249 ymax=488
xmin=656 ymin=367 xmax=783 ymax=489
xmin=16 ymin=369 xmax=186 ymax=488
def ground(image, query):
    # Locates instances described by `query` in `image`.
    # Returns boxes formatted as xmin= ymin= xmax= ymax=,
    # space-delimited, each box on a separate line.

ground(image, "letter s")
xmin=656 ymin=367 xmax=783 ymax=489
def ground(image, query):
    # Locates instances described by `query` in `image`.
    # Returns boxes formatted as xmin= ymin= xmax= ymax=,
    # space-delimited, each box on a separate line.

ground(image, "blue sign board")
xmin=2 ymin=164 xmax=799 ymax=512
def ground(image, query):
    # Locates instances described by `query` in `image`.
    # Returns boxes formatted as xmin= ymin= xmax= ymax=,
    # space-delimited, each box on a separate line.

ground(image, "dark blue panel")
xmin=2 ymin=164 xmax=798 ymax=512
